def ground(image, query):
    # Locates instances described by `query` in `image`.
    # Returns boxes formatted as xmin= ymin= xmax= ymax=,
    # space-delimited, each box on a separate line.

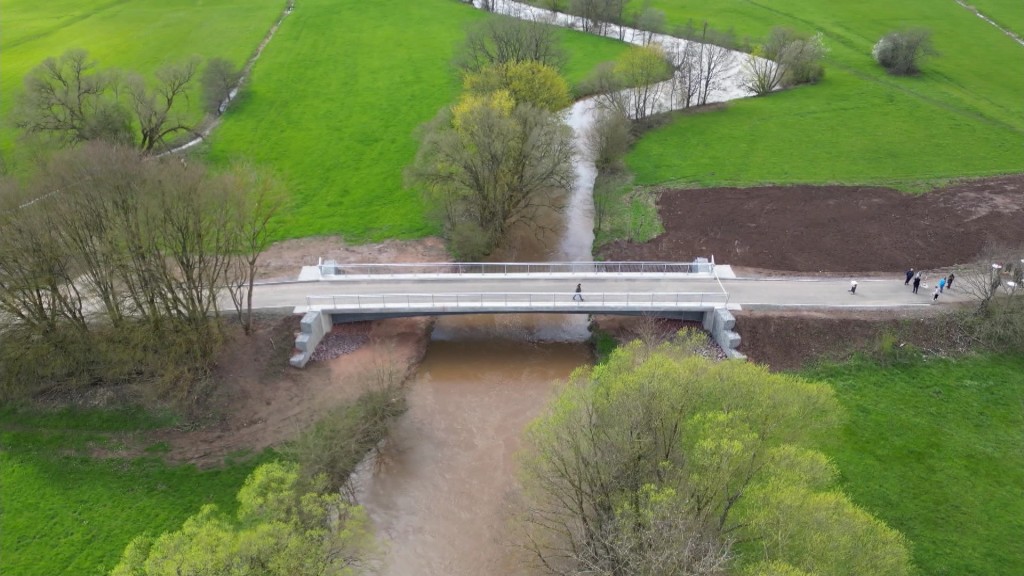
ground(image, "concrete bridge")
xmin=260 ymin=261 xmax=967 ymax=367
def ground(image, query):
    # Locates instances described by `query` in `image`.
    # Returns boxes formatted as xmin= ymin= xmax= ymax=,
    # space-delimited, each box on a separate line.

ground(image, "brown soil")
xmin=600 ymin=175 xmax=1024 ymax=273
xmin=734 ymin=308 xmax=969 ymax=371
xmin=258 ymin=236 xmax=448 ymax=281
xmin=146 ymin=314 xmax=432 ymax=466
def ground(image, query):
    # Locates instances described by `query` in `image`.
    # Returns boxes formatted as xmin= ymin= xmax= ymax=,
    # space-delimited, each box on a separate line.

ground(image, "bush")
xmin=873 ymin=28 xmax=936 ymax=75
xmin=282 ymin=383 xmax=407 ymax=494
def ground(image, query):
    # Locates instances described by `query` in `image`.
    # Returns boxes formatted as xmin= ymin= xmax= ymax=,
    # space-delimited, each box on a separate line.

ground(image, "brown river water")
xmin=356 ymin=320 xmax=592 ymax=575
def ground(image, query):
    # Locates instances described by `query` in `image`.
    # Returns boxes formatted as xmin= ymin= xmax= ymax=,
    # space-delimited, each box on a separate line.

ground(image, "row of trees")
xmin=14 ymin=49 xmax=240 ymax=152
xmin=0 ymin=142 xmax=278 ymax=398
xmin=517 ymin=333 xmax=914 ymax=575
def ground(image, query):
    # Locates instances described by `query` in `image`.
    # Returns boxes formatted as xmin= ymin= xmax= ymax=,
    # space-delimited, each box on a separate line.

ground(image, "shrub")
xmin=873 ymin=28 xmax=936 ymax=75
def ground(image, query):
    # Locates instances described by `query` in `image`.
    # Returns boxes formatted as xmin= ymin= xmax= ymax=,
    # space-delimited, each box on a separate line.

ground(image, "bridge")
xmin=254 ymin=261 xmax=969 ymax=367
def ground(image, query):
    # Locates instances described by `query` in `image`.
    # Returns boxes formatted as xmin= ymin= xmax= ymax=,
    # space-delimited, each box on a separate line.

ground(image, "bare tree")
xmin=635 ymin=6 xmax=666 ymax=46
xmin=410 ymin=100 xmax=574 ymax=259
xmin=127 ymin=57 xmax=201 ymax=152
xmin=586 ymin=107 xmax=632 ymax=171
xmin=457 ymin=16 xmax=566 ymax=71
xmin=667 ymin=41 xmax=702 ymax=109
xmin=224 ymin=167 xmax=282 ymax=335
xmin=201 ymin=57 xmax=242 ymax=115
xmin=696 ymin=24 xmax=736 ymax=105
xmin=13 ymin=49 xmax=131 ymax=145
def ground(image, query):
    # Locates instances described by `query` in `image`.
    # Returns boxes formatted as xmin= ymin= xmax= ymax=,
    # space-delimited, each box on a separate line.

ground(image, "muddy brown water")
xmin=355 ymin=322 xmax=591 ymax=575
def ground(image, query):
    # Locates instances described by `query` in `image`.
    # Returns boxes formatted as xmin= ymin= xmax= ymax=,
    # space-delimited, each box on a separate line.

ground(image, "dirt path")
xmin=601 ymin=175 xmax=1024 ymax=273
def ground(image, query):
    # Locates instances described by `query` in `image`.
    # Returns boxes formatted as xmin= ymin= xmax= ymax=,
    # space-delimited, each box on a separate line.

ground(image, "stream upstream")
xmin=355 ymin=3 xmax=756 ymax=573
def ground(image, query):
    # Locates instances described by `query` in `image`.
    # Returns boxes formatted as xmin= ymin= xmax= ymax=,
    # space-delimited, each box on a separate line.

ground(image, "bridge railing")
xmin=317 ymin=260 xmax=714 ymax=277
xmin=305 ymin=291 xmax=729 ymax=310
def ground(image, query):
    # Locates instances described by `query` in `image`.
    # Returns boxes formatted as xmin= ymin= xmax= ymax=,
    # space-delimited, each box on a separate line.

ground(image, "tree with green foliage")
xmin=464 ymin=61 xmax=571 ymax=112
xmin=517 ymin=333 xmax=913 ymax=575
xmin=110 ymin=461 xmax=377 ymax=576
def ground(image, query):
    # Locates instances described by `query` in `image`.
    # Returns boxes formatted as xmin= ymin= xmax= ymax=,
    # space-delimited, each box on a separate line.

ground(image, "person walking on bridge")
xmin=573 ymin=283 xmax=584 ymax=302
xmin=905 ymin=268 xmax=915 ymax=285
xmin=912 ymin=273 xmax=922 ymax=294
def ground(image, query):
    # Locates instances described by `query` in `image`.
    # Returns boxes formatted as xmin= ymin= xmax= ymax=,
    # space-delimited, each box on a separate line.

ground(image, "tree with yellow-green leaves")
xmin=409 ymin=80 xmax=574 ymax=259
xmin=516 ymin=332 xmax=913 ymax=576
xmin=110 ymin=462 xmax=377 ymax=576
xmin=463 ymin=61 xmax=571 ymax=112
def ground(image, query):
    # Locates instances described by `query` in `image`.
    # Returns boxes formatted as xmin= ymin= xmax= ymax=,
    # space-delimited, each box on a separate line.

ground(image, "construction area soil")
xmin=601 ymin=175 xmax=1024 ymax=273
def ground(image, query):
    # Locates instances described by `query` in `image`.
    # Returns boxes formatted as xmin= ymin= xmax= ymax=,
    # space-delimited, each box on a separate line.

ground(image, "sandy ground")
xmin=258 ymin=236 xmax=448 ymax=281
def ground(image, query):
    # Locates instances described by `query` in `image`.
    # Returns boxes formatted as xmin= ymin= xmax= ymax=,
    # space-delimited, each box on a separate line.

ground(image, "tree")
xmin=409 ymin=93 xmax=574 ymax=259
xmin=873 ymin=28 xmax=936 ymax=75
xmin=666 ymin=41 xmax=702 ymax=108
xmin=614 ymin=45 xmax=671 ymax=120
xmin=0 ymin=142 xmax=279 ymax=398
xmin=457 ymin=16 xmax=566 ymax=71
xmin=127 ymin=56 xmax=201 ymax=151
xmin=635 ymin=7 xmax=666 ymax=46
xmin=223 ymin=166 xmax=283 ymax=335
xmin=464 ymin=60 xmax=571 ymax=112
xmin=13 ymin=49 xmax=131 ymax=145
xmin=696 ymin=24 xmax=737 ymax=105
xmin=202 ymin=57 xmax=242 ymax=115
xmin=110 ymin=461 xmax=377 ymax=576
xmin=516 ymin=333 xmax=913 ymax=575
xmin=586 ymin=107 xmax=632 ymax=172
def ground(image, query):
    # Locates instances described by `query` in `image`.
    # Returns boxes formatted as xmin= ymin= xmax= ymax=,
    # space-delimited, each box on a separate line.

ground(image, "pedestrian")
xmin=938 ymin=276 xmax=946 ymax=293
xmin=573 ymin=283 xmax=584 ymax=302
xmin=947 ymin=273 xmax=955 ymax=290
xmin=912 ymin=274 xmax=921 ymax=294
xmin=933 ymin=286 xmax=940 ymax=301
xmin=848 ymin=280 xmax=858 ymax=295
xmin=905 ymin=268 xmax=914 ymax=285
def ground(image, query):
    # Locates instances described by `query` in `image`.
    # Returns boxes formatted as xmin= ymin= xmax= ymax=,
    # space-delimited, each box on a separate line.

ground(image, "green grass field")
xmin=807 ymin=354 xmax=1024 ymax=575
xmin=0 ymin=0 xmax=284 ymax=155
xmin=203 ymin=0 xmax=636 ymax=241
xmin=0 ymin=407 xmax=264 ymax=576
xmin=624 ymin=0 xmax=1024 ymax=189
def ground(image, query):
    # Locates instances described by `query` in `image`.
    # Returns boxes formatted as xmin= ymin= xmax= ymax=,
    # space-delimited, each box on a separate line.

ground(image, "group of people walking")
xmin=904 ymin=268 xmax=954 ymax=301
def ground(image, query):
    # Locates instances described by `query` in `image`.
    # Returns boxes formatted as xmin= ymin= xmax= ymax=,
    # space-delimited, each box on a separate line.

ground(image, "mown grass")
xmin=0 ymin=0 xmax=284 ymax=155
xmin=623 ymin=0 xmax=1024 ymax=189
xmin=204 ymin=0 xmax=636 ymax=242
xmin=963 ymin=0 xmax=1024 ymax=38
xmin=806 ymin=354 xmax=1024 ymax=576
xmin=0 ymin=407 xmax=264 ymax=576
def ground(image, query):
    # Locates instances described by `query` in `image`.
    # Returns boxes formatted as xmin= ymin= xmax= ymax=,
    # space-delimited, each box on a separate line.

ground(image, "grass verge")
xmin=0 ymin=407 xmax=265 ymax=576
xmin=807 ymin=354 xmax=1024 ymax=576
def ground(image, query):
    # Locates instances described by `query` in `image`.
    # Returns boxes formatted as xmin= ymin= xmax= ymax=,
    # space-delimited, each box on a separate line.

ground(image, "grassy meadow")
xmin=623 ymin=0 xmax=1024 ymax=189
xmin=0 ymin=0 xmax=284 ymax=155
xmin=0 ymin=408 xmax=265 ymax=576
xmin=204 ymin=0 xmax=636 ymax=241
xmin=808 ymin=354 xmax=1024 ymax=575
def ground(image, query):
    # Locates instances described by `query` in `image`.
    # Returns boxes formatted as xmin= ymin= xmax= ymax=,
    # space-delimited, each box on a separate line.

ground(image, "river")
xmin=355 ymin=3 xmax=758 ymax=573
